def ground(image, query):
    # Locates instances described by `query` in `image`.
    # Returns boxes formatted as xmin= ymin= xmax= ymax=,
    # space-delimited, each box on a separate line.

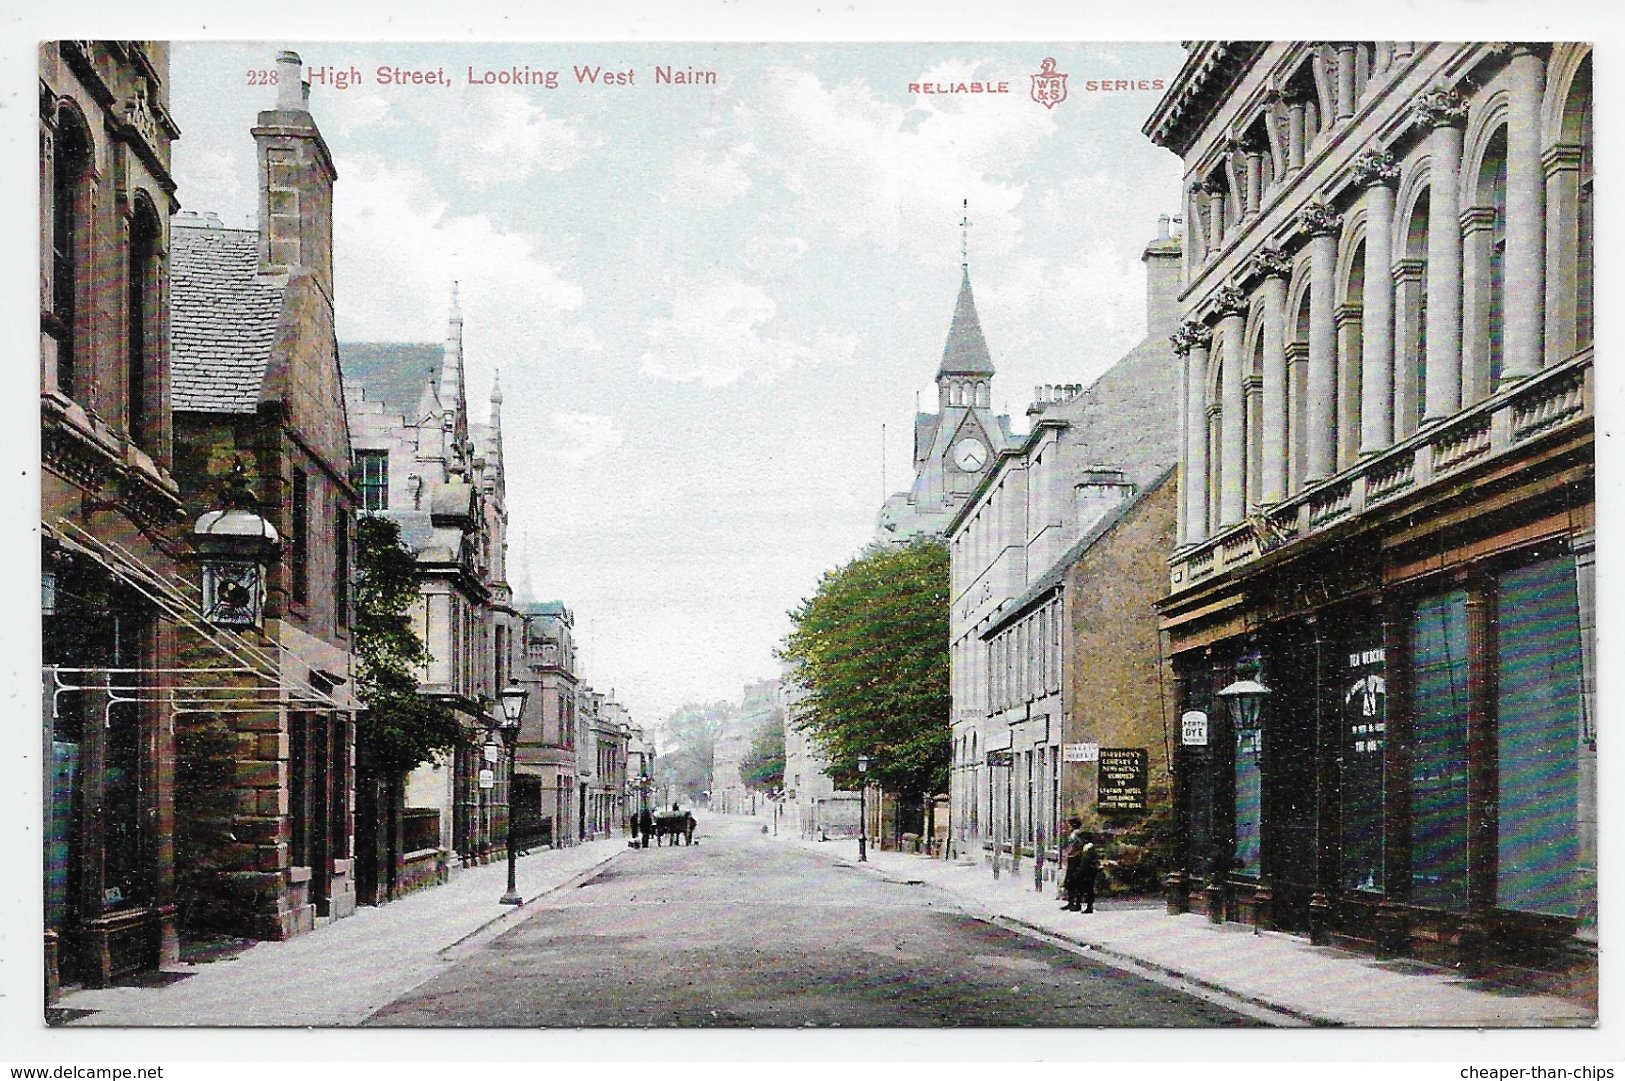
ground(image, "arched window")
xmin=1466 ymin=127 xmax=1508 ymax=401
xmin=50 ymin=107 xmax=93 ymax=402
xmin=1287 ymin=290 xmax=1312 ymax=494
xmin=127 ymin=201 xmax=160 ymax=451
xmin=1246 ymin=330 xmax=1264 ymax=509
xmin=1206 ymin=351 xmax=1223 ymax=530
xmin=1397 ymin=191 xmax=1431 ymax=437
xmin=1569 ymin=55 xmax=1594 ymax=350
xmin=1340 ymin=239 xmax=1367 ymax=469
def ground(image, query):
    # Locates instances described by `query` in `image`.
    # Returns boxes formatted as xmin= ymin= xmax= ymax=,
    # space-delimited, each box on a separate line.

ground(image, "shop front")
xmin=1163 ymin=463 xmax=1595 ymax=996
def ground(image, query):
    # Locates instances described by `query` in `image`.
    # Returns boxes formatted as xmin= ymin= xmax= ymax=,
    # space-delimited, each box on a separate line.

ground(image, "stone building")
xmin=584 ymin=691 xmax=632 ymax=836
xmin=40 ymin=40 xmax=187 ymax=995
xmin=339 ymin=287 xmax=517 ymax=899
xmin=515 ymin=600 xmax=581 ymax=847
xmin=780 ymin=667 xmax=859 ymax=840
xmin=166 ymin=52 xmax=360 ymax=942
xmin=875 ymin=264 xmax=1017 ymax=543
xmin=1147 ymin=42 xmax=1594 ymax=995
xmin=946 ymin=221 xmax=1182 ymax=866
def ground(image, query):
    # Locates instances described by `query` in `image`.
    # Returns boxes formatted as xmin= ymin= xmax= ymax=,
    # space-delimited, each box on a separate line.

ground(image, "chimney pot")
xmin=276 ymin=51 xmax=304 ymax=111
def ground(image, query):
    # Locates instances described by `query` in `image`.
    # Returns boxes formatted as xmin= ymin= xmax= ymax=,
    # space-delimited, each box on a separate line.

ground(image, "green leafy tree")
xmin=779 ymin=538 xmax=951 ymax=801
xmin=740 ymin=712 xmax=786 ymax=792
xmin=652 ymin=701 xmax=732 ymax=801
xmin=353 ymin=515 xmax=464 ymax=771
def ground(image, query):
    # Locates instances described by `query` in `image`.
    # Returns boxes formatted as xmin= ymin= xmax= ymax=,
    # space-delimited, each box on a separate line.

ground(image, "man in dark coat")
xmin=1061 ymin=818 xmax=1100 ymax=913
xmin=683 ymin=812 xmax=696 ymax=846
xmin=636 ymin=808 xmax=654 ymax=848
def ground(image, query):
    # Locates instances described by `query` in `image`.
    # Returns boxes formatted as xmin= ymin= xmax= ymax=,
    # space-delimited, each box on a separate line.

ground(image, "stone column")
xmin=1174 ymin=321 xmax=1213 ymax=542
xmin=1501 ymin=44 xmax=1547 ymax=384
xmin=1415 ymin=87 xmax=1468 ymax=423
xmin=1543 ymin=144 xmax=1583 ymax=366
xmin=1354 ymin=150 xmax=1400 ymax=453
xmin=1459 ymin=206 xmax=1497 ymax=404
xmin=1175 ymin=339 xmax=1191 ymax=544
xmin=1336 ymin=43 xmax=1358 ymax=120
xmin=1215 ymin=286 xmax=1249 ymax=527
xmin=1245 ymin=143 xmax=1265 ymax=215
xmin=1285 ymin=88 xmax=1310 ymax=173
xmin=1299 ymin=202 xmax=1343 ymax=480
xmin=1205 ymin=178 xmax=1229 ymax=248
xmin=1254 ymin=247 xmax=1292 ymax=504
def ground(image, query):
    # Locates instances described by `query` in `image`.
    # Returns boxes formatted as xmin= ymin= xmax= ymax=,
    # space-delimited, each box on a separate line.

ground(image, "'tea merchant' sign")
xmin=1097 ymin=748 xmax=1148 ymax=813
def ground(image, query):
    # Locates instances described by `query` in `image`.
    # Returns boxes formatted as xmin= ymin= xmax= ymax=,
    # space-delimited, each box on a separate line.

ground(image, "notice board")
xmin=1097 ymin=747 xmax=1148 ymax=813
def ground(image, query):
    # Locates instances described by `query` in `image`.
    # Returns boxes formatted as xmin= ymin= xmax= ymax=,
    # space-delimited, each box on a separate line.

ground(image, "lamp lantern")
xmin=193 ymin=459 xmax=279 ymax=628
xmin=1217 ymin=652 xmax=1271 ymax=732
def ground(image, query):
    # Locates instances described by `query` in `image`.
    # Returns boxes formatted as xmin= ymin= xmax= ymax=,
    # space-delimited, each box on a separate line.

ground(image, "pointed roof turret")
xmin=416 ymin=366 xmax=443 ymax=421
xmin=937 ymin=269 xmax=996 ymax=377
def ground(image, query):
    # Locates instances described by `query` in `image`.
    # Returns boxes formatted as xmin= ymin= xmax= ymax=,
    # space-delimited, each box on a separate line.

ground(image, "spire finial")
xmin=450 ymin=280 xmax=462 ymax=320
xmin=491 ymin=367 xmax=503 ymax=406
xmin=960 ymin=198 xmax=971 ymax=271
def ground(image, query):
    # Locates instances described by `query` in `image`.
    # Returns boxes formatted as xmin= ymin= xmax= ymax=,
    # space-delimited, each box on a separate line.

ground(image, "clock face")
xmin=952 ymin=438 xmax=988 ymax=472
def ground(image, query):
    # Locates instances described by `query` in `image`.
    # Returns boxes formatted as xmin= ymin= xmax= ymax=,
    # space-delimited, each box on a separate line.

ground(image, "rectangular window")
xmin=351 ymin=450 xmax=389 ymax=511
xmin=1496 ymin=557 xmax=1583 ymax=916
xmin=291 ymin=470 xmax=309 ymax=605
xmin=1409 ymin=590 xmax=1470 ymax=911
xmin=334 ymin=509 xmax=349 ymax=629
xmin=1339 ymin=641 xmax=1388 ymax=891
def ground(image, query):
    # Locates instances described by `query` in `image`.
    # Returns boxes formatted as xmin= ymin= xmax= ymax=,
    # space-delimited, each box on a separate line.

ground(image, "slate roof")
xmin=1046 ymin=328 xmax=1182 ymax=492
xmin=339 ymin=342 xmax=444 ymax=419
xmin=937 ymin=269 xmax=996 ymax=377
xmin=170 ymin=223 xmax=284 ymax=413
xmin=982 ymin=464 xmax=1176 ymax=638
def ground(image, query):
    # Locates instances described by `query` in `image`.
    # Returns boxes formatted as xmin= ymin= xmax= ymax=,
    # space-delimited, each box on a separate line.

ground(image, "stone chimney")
xmin=1142 ymin=214 xmax=1184 ymax=334
xmin=1074 ymin=467 xmax=1134 ymax=536
xmin=252 ymin=50 xmax=337 ymax=297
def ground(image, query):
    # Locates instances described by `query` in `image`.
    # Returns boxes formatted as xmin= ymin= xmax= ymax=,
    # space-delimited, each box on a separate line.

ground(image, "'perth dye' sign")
xmin=1097 ymin=748 xmax=1148 ymax=813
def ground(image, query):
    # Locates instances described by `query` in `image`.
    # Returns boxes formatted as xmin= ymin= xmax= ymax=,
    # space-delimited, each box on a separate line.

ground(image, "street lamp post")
xmin=857 ymin=754 xmax=871 ymax=862
xmin=497 ymin=684 xmax=529 ymax=905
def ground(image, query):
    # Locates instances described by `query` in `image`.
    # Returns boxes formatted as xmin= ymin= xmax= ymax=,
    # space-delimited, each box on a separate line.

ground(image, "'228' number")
xmin=246 ymin=70 xmax=279 ymax=86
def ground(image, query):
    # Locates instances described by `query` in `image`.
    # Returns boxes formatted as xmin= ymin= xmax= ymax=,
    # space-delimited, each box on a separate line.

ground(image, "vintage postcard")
xmin=15 ymin=4 xmax=1615 ymax=1071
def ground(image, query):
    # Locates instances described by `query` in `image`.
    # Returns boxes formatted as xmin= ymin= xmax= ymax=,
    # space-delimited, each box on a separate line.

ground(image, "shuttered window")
xmin=1496 ymin=557 xmax=1583 ymax=916
xmin=1409 ymin=590 xmax=1470 ymax=911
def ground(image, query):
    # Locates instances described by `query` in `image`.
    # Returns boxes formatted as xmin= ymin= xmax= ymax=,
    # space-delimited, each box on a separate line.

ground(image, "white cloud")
xmin=668 ymin=141 xmax=757 ymax=209
xmin=545 ymin=411 xmax=624 ymax=466
xmin=759 ymin=60 xmax=1057 ymax=264
xmin=432 ymin=88 xmax=583 ymax=189
xmin=332 ymin=153 xmax=596 ymax=356
xmin=742 ymin=234 xmax=809 ymax=276
xmin=639 ymin=274 xmax=859 ymax=386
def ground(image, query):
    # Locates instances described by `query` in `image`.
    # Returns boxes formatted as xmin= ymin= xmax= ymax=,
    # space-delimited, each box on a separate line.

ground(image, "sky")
xmin=167 ymin=41 xmax=1188 ymax=729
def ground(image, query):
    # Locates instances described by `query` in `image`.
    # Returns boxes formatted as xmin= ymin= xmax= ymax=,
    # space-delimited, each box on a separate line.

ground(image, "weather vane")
xmin=960 ymin=198 xmax=972 ymax=270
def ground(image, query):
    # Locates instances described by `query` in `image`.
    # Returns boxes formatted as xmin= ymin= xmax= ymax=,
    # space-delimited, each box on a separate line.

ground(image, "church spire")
xmin=937 ymin=269 xmax=996 ymax=378
xmin=439 ymin=282 xmax=469 ymax=461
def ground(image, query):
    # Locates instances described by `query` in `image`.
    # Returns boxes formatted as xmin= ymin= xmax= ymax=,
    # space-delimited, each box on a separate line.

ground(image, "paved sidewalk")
xmin=54 ymin=838 xmax=627 ymax=1026
xmin=766 ymin=828 xmax=1595 ymax=1028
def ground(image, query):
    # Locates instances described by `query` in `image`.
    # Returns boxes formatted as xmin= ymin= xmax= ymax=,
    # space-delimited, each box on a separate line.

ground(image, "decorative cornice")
xmin=1460 ymin=205 xmax=1497 ymax=232
xmin=1213 ymin=284 xmax=1249 ymax=319
xmin=1171 ymin=321 xmax=1213 ymax=356
xmin=1296 ymin=201 xmax=1344 ymax=237
xmin=1410 ymin=86 xmax=1469 ymax=130
xmin=1351 ymin=148 xmax=1401 ymax=188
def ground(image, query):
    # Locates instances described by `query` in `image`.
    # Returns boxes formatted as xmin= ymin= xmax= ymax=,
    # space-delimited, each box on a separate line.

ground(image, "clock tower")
xmin=876 ymin=265 xmax=1014 ymax=542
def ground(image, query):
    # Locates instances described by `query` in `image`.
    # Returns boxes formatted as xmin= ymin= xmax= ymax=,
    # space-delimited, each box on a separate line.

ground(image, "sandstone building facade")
xmin=1147 ymin=41 xmax=1594 ymax=994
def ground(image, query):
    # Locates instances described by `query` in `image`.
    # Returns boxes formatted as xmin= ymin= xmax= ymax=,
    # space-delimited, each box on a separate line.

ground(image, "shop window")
xmin=1233 ymin=724 xmax=1262 ymax=876
xmin=1339 ymin=642 xmax=1387 ymax=891
xmin=1409 ymin=590 xmax=1470 ymax=911
xmin=1495 ymin=557 xmax=1583 ymax=916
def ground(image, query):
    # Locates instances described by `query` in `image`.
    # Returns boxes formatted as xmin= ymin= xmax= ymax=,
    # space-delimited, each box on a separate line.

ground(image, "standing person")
xmin=1061 ymin=818 xmax=1100 ymax=913
xmin=636 ymin=807 xmax=654 ymax=849
xmin=683 ymin=811 xmax=697 ymax=846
